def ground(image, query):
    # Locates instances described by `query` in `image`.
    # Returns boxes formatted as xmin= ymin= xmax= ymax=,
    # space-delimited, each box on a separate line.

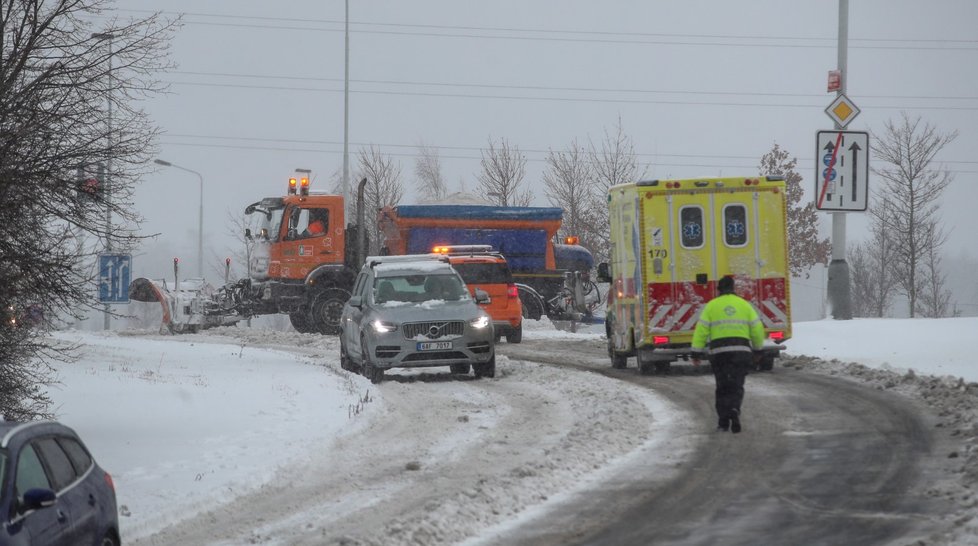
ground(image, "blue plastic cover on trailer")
xmin=405 ymin=227 xmax=550 ymax=272
xmin=393 ymin=205 xmax=564 ymax=221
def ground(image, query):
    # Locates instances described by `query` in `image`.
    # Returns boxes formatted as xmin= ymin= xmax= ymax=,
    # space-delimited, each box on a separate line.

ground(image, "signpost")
xmin=99 ymin=253 xmax=132 ymax=304
xmin=815 ymin=130 xmax=869 ymax=212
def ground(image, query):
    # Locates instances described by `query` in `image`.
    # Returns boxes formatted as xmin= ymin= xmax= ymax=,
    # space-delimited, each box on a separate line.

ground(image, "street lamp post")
xmin=92 ymin=32 xmax=115 ymax=330
xmin=155 ymin=159 xmax=205 ymax=278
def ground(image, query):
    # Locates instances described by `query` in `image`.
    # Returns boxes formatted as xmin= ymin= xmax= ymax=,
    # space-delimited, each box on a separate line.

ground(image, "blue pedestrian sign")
xmin=99 ymin=253 xmax=132 ymax=304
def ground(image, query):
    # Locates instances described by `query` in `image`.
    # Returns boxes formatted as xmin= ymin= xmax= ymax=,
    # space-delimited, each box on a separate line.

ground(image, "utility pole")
xmin=93 ymin=32 xmax=115 ymax=330
xmin=826 ymin=0 xmax=853 ymax=320
xmin=342 ymin=0 xmax=350 ymax=209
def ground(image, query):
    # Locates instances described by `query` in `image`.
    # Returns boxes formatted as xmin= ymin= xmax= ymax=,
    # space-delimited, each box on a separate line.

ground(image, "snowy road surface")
xmin=119 ymin=330 xmax=972 ymax=545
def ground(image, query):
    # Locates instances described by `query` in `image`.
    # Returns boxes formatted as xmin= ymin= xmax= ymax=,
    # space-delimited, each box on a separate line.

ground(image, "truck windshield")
xmin=246 ymin=206 xmax=284 ymax=241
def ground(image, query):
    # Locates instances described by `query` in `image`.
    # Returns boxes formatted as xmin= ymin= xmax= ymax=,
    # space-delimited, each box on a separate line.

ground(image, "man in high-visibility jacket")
xmin=691 ymin=275 xmax=766 ymax=433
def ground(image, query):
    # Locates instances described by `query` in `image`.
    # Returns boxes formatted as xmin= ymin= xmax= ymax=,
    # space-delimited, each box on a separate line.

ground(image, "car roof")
xmin=447 ymin=254 xmax=508 ymax=265
xmin=1 ymin=420 xmax=77 ymax=449
xmin=365 ymin=254 xmax=457 ymax=276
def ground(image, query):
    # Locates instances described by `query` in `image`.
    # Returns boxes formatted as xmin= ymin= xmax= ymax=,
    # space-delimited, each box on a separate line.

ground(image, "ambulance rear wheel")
xmin=758 ymin=355 xmax=775 ymax=372
xmin=608 ymin=339 xmax=628 ymax=369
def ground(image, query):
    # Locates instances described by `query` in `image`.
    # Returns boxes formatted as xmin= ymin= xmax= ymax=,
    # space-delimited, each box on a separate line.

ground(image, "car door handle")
xmin=89 ymin=493 xmax=97 ymax=506
xmin=57 ymin=509 xmax=68 ymax=523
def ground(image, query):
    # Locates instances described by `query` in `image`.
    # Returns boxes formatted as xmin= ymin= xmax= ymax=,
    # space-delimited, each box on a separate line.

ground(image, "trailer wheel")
xmin=518 ymin=289 xmax=545 ymax=321
xmin=310 ymin=288 xmax=350 ymax=335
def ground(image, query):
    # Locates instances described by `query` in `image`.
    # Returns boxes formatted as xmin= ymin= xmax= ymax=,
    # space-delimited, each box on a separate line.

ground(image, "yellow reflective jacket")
xmin=691 ymin=294 xmax=766 ymax=354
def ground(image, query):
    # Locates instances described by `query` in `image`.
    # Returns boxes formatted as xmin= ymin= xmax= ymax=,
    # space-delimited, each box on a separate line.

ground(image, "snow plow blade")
xmin=129 ymin=277 xmax=243 ymax=334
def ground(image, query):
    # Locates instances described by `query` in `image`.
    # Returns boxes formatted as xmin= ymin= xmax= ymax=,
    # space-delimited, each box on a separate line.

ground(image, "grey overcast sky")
xmin=112 ymin=0 xmax=978 ymax=282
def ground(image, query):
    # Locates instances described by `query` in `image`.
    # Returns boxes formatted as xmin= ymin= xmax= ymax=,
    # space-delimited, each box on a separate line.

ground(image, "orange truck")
xmin=597 ymin=176 xmax=791 ymax=374
xmin=377 ymin=204 xmax=597 ymax=322
xmin=130 ymin=175 xmax=369 ymax=334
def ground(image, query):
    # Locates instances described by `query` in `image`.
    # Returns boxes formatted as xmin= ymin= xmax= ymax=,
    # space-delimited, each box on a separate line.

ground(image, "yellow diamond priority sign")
xmin=825 ymin=94 xmax=860 ymax=129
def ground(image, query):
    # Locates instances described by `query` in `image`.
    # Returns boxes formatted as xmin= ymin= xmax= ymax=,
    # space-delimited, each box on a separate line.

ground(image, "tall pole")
xmin=154 ymin=159 xmax=205 ymax=277
xmin=93 ymin=32 xmax=115 ymax=330
xmin=342 ymin=0 xmax=350 ymax=208
xmin=827 ymin=0 xmax=853 ymax=319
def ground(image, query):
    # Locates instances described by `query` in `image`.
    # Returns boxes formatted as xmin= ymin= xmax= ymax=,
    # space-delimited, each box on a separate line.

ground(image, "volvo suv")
xmin=339 ymin=254 xmax=496 ymax=383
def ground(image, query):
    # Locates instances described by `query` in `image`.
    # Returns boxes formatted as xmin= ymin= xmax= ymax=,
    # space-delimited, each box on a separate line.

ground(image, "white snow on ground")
xmin=40 ymin=316 xmax=978 ymax=544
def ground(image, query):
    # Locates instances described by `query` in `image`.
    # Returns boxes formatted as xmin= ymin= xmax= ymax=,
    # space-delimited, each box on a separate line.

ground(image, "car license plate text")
xmin=418 ymin=341 xmax=452 ymax=351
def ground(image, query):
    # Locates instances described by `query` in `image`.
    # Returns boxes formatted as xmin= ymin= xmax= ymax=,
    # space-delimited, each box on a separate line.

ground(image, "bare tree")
xmin=414 ymin=141 xmax=446 ymax=202
xmin=849 ymin=198 xmax=899 ymax=317
xmin=871 ymin=114 xmax=957 ymax=317
xmin=478 ymin=137 xmax=531 ymax=206
xmin=542 ymin=139 xmax=597 ymax=252
xmin=587 ymin=116 xmax=645 ymax=263
xmin=758 ymin=143 xmax=830 ymax=278
xmin=356 ymin=145 xmax=404 ymax=254
xmin=917 ymin=224 xmax=954 ymax=318
xmin=0 ymin=1 xmax=175 ymax=418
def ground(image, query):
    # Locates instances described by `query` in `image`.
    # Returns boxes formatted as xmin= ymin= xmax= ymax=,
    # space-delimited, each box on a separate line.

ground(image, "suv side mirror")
xmin=474 ymin=288 xmax=491 ymax=305
xmin=348 ymin=295 xmax=363 ymax=309
xmin=596 ymin=262 xmax=611 ymax=282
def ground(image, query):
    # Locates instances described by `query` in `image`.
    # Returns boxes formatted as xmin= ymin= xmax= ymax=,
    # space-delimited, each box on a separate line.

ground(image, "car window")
xmin=35 ymin=438 xmax=77 ymax=491
xmin=58 ymin=437 xmax=93 ymax=477
xmin=374 ymin=274 xmax=468 ymax=303
xmin=15 ymin=444 xmax=51 ymax=498
xmin=452 ymin=262 xmax=513 ymax=284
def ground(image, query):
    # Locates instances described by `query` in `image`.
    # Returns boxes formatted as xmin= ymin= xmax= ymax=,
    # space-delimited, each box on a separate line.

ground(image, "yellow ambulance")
xmin=596 ymin=176 xmax=791 ymax=374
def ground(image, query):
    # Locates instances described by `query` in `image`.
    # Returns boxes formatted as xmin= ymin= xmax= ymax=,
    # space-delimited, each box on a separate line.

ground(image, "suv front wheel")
xmin=473 ymin=354 xmax=496 ymax=378
xmin=360 ymin=336 xmax=384 ymax=384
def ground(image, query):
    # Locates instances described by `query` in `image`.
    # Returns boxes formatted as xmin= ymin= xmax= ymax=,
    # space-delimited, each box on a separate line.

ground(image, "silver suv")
xmin=339 ymin=254 xmax=496 ymax=383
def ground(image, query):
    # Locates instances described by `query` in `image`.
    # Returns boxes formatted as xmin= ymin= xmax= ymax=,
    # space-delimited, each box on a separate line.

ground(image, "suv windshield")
xmin=452 ymin=262 xmax=513 ymax=284
xmin=374 ymin=274 xmax=468 ymax=304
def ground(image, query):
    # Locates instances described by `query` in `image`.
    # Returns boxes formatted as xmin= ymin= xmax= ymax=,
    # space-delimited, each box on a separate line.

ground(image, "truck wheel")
xmin=311 ymin=288 xmax=350 ymax=335
xmin=505 ymin=324 xmax=523 ymax=344
xmin=289 ymin=311 xmax=313 ymax=333
xmin=473 ymin=355 xmax=496 ymax=379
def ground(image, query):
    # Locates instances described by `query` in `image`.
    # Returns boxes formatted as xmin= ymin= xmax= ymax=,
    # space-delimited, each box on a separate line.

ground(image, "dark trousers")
xmin=710 ymin=352 xmax=751 ymax=425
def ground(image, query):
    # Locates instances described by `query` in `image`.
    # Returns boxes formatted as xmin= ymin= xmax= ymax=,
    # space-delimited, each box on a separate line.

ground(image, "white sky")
xmin=46 ymin=315 xmax=978 ymax=544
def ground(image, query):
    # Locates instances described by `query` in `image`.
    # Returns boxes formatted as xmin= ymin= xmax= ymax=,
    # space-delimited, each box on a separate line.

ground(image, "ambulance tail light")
xmin=768 ymin=331 xmax=785 ymax=341
xmin=288 ymin=177 xmax=298 ymax=195
xmin=653 ymin=336 xmax=669 ymax=345
xmin=507 ymin=284 xmax=519 ymax=299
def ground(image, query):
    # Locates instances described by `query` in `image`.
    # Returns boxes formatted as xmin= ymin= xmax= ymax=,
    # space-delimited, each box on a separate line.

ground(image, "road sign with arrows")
xmin=815 ymin=130 xmax=869 ymax=212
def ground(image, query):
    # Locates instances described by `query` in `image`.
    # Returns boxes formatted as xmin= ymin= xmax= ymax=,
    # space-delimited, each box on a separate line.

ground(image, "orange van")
xmin=434 ymin=245 xmax=524 ymax=343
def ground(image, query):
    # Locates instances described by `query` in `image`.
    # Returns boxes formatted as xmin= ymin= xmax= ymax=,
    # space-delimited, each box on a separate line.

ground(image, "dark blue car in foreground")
xmin=1 ymin=420 xmax=119 ymax=545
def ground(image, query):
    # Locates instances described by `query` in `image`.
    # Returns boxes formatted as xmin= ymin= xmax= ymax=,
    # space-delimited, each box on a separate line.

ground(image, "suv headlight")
xmin=371 ymin=319 xmax=398 ymax=333
xmin=469 ymin=315 xmax=490 ymax=329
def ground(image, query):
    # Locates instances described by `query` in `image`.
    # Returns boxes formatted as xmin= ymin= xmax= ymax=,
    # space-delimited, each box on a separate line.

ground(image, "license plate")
xmin=417 ymin=341 xmax=452 ymax=351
